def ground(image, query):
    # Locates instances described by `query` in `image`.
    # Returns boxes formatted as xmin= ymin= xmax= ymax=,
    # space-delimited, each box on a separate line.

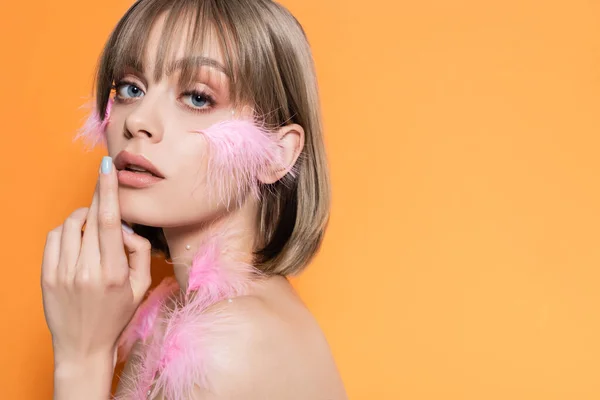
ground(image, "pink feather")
xmin=196 ymin=119 xmax=286 ymax=209
xmin=186 ymin=229 xmax=256 ymax=299
xmin=117 ymin=277 xmax=180 ymax=362
xmin=148 ymin=302 xmax=249 ymax=399
xmin=115 ymin=228 xmax=260 ymax=399
xmin=74 ymin=97 xmax=113 ymax=150
xmin=115 ymin=119 xmax=279 ymax=398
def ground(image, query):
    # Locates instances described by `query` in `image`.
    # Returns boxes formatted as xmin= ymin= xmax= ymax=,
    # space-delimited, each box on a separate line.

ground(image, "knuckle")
xmin=141 ymin=277 xmax=152 ymax=291
xmin=69 ymin=207 xmax=89 ymax=219
xmin=139 ymin=239 xmax=152 ymax=252
xmin=98 ymin=211 xmax=120 ymax=229
xmin=47 ymin=226 xmax=62 ymax=239
xmin=41 ymin=275 xmax=56 ymax=290
xmin=63 ymin=219 xmax=79 ymax=232
xmin=106 ymin=277 xmax=127 ymax=289
xmin=77 ymin=206 xmax=90 ymax=214
xmin=58 ymin=268 xmax=75 ymax=286
xmin=104 ymin=269 xmax=128 ymax=288
xmin=65 ymin=208 xmax=88 ymax=227
xmin=74 ymin=270 xmax=92 ymax=288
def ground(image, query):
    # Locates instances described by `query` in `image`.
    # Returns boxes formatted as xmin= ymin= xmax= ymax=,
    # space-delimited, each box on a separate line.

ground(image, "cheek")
xmin=106 ymin=130 xmax=123 ymax=158
xmin=161 ymin=130 xmax=251 ymax=215
xmin=106 ymin=113 xmax=131 ymax=155
xmin=165 ymin=138 xmax=212 ymax=202
xmin=174 ymin=155 xmax=209 ymax=199
xmin=197 ymin=119 xmax=282 ymax=208
xmin=170 ymin=135 xmax=209 ymax=176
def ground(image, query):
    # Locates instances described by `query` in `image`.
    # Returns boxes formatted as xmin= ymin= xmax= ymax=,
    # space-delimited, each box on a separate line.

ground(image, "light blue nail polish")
xmin=101 ymin=156 xmax=112 ymax=174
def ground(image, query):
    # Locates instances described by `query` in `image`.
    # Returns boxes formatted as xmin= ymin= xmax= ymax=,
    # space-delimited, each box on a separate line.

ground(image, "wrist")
xmin=53 ymin=350 xmax=115 ymax=400
xmin=54 ymin=350 xmax=114 ymax=377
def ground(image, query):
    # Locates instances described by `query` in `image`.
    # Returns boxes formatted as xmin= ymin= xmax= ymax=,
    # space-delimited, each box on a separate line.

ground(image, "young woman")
xmin=41 ymin=0 xmax=346 ymax=398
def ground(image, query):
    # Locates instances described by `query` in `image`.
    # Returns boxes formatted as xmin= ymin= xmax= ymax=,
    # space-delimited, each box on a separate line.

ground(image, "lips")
xmin=114 ymin=151 xmax=165 ymax=189
xmin=114 ymin=151 xmax=165 ymax=178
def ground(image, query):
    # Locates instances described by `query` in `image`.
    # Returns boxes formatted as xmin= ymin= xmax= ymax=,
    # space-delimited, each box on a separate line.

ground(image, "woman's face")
xmin=106 ymin=15 xmax=243 ymax=228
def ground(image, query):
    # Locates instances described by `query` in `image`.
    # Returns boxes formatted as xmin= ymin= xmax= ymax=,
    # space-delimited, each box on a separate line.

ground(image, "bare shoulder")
xmin=197 ymin=281 xmax=348 ymax=399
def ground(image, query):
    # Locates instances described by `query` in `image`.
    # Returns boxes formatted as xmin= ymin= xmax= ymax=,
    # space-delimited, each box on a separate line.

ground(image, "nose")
xmin=123 ymin=94 xmax=164 ymax=142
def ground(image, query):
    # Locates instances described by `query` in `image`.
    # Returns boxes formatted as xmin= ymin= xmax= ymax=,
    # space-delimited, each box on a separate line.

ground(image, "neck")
xmin=162 ymin=197 xmax=260 ymax=289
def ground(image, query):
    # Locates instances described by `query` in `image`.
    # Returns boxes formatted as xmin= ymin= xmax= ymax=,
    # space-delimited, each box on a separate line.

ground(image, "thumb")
xmin=121 ymin=223 xmax=152 ymax=303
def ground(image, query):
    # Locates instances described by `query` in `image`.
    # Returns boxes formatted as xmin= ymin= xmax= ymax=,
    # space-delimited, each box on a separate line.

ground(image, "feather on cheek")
xmin=195 ymin=119 xmax=285 ymax=208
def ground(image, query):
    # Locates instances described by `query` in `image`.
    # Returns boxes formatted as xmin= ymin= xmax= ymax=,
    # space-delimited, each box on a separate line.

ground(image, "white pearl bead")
xmin=185 ymin=245 xmax=191 ymax=250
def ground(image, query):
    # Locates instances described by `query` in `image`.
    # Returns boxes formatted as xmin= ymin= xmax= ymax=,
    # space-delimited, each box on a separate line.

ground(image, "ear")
xmin=258 ymin=123 xmax=305 ymax=185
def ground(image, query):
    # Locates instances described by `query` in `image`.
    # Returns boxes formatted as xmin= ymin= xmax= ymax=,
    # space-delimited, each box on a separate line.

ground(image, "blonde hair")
xmin=92 ymin=0 xmax=330 ymax=276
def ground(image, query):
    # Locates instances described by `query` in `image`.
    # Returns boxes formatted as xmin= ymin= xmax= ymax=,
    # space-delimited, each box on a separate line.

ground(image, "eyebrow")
xmin=165 ymin=56 xmax=229 ymax=77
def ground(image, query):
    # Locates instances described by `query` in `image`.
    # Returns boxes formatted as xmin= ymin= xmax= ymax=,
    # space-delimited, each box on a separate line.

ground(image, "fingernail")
xmin=121 ymin=222 xmax=134 ymax=234
xmin=101 ymin=156 xmax=112 ymax=174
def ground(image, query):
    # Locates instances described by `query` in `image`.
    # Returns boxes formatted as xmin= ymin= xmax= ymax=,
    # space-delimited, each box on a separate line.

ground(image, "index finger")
xmin=98 ymin=156 xmax=127 ymax=272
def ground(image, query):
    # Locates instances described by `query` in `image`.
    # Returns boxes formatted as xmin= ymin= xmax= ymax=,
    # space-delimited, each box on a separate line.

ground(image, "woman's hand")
xmin=41 ymin=156 xmax=152 ymax=366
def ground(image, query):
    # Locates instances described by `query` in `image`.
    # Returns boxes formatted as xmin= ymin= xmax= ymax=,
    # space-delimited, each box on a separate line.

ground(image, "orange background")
xmin=1 ymin=0 xmax=600 ymax=399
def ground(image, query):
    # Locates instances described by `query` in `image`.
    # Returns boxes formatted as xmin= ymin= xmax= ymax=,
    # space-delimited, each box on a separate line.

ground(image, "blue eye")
xmin=116 ymin=82 xmax=144 ymax=99
xmin=180 ymin=91 xmax=216 ymax=113
xmin=191 ymin=94 xmax=207 ymax=107
xmin=183 ymin=92 xmax=213 ymax=109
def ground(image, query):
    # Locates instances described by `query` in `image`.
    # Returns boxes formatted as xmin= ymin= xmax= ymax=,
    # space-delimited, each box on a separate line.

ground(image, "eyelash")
xmin=111 ymin=80 xmax=217 ymax=114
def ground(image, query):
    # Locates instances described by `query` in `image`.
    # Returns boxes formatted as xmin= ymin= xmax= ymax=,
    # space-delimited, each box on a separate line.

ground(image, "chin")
xmin=118 ymin=190 xmax=161 ymax=227
xmin=120 ymin=209 xmax=156 ymax=227
xmin=117 ymin=186 xmax=233 ymax=228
